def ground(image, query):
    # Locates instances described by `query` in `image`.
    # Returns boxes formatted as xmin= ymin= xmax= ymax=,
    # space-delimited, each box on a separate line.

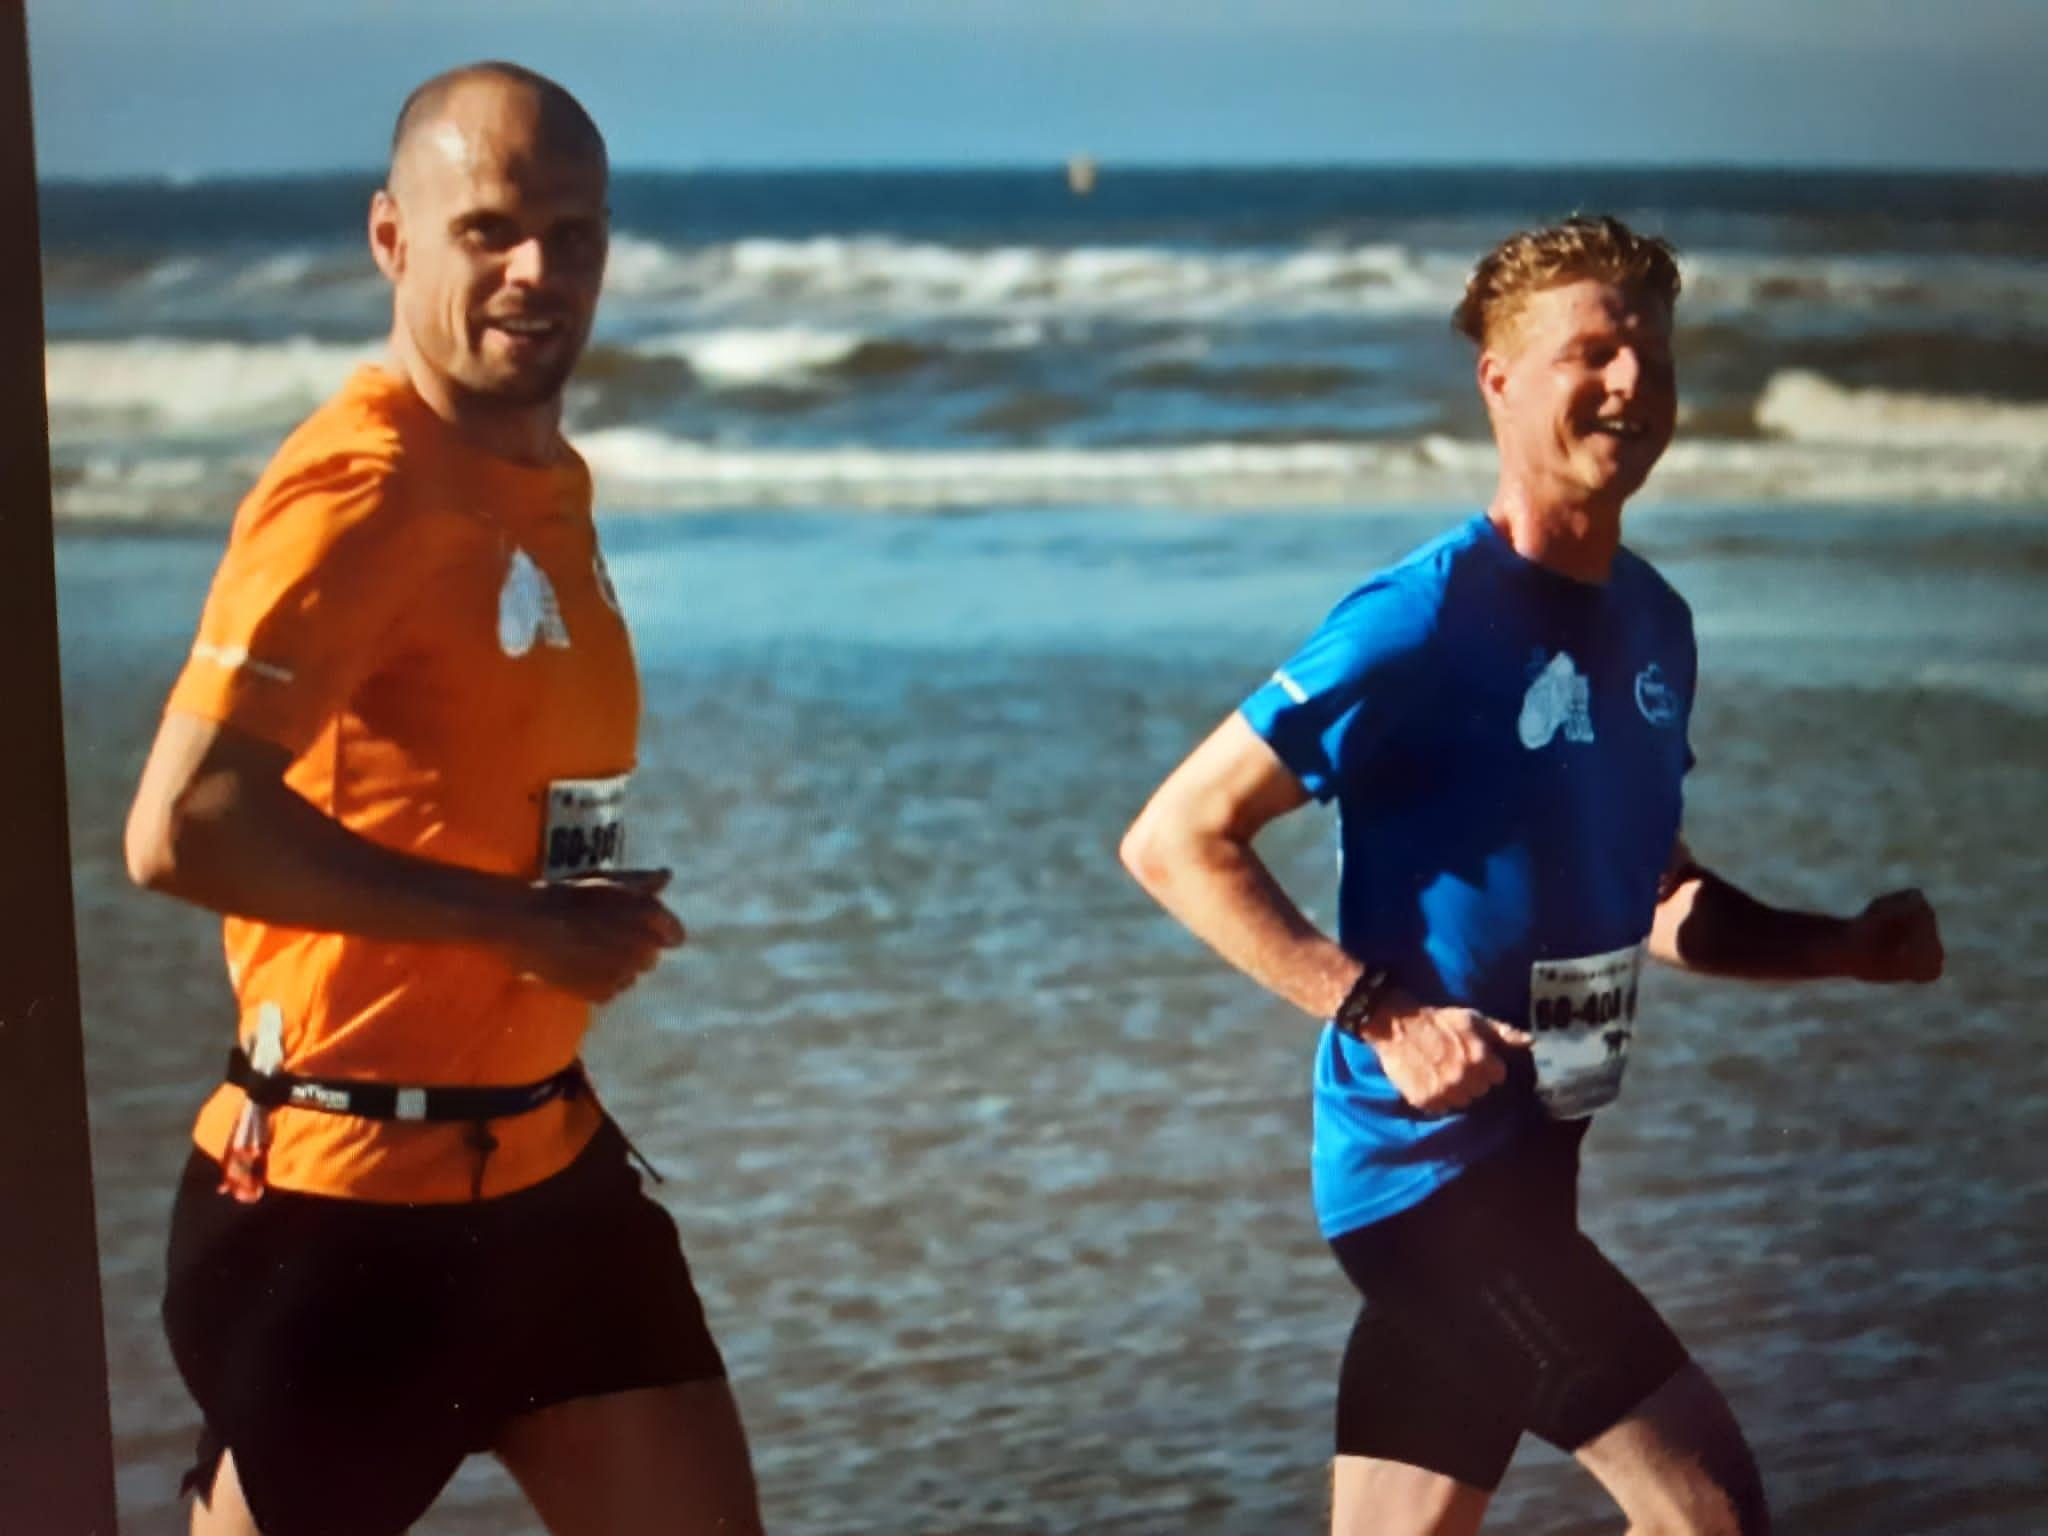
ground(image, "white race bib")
xmin=541 ymin=774 xmax=630 ymax=882
xmin=1528 ymin=943 xmax=1644 ymax=1120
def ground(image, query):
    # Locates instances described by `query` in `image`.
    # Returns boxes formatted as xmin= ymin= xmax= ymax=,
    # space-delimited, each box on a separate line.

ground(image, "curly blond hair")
xmin=1453 ymin=215 xmax=1681 ymax=350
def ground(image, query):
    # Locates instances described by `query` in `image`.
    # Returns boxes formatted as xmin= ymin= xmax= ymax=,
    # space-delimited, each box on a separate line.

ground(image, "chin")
xmin=1580 ymin=449 xmax=1662 ymax=503
xmin=471 ymin=361 xmax=580 ymax=410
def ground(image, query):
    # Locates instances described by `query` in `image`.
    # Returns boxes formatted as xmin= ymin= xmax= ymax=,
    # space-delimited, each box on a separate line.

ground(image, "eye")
xmin=457 ymin=215 xmax=520 ymax=253
xmin=549 ymin=221 xmax=606 ymax=265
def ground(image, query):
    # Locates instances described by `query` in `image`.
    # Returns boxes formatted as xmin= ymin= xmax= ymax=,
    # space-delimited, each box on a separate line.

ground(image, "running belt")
xmin=224 ymin=1046 xmax=588 ymax=1123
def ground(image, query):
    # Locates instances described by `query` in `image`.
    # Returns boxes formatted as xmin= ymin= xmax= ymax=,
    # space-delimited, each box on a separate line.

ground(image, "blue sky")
xmin=28 ymin=0 xmax=2048 ymax=179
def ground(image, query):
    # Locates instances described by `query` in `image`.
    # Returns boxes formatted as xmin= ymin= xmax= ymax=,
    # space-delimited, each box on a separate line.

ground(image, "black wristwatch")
xmin=1332 ymin=965 xmax=1393 ymax=1041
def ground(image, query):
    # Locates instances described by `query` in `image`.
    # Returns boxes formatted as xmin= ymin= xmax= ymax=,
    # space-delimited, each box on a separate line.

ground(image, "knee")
xmin=1630 ymin=1474 xmax=1769 ymax=1536
xmin=1710 ymin=1437 xmax=1771 ymax=1536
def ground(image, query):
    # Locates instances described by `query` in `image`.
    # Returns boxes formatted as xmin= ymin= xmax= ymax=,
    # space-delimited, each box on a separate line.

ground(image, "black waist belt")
xmin=225 ymin=1047 xmax=588 ymax=1123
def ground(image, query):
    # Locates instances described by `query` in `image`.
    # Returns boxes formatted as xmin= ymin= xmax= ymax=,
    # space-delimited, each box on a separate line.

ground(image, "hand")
xmin=1839 ymin=888 xmax=1944 ymax=984
xmin=500 ymin=868 xmax=687 ymax=1004
xmin=1361 ymin=991 xmax=1532 ymax=1115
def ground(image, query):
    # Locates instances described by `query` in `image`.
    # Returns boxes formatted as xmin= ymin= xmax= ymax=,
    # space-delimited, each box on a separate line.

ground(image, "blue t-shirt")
xmin=1239 ymin=514 xmax=1697 ymax=1238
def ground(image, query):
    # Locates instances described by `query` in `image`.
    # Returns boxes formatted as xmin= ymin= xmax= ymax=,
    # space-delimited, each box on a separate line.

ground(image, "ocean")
xmin=41 ymin=166 xmax=2048 ymax=519
xmin=47 ymin=167 xmax=2048 ymax=1533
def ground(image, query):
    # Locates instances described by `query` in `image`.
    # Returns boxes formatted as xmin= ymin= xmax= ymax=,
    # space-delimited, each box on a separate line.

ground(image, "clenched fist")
xmin=1839 ymin=888 xmax=1944 ymax=984
xmin=1359 ymin=993 xmax=1533 ymax=1115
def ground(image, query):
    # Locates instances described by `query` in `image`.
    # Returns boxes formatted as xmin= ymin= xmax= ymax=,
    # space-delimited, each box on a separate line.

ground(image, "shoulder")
xmin=1321 ymin=516 xmax=1489 ymax=642
xmin=234 ymin=372 xmax=466 ymax=551
xmin=1613 ymin=543 xmax=1695 ymax=628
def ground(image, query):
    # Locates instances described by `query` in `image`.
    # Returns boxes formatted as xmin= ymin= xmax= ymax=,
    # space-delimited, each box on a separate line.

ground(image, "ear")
xmin=1475 ymin=347 xmax=1510 ymax=413
xmin=368 ymin=189 xmax=404 ymax=282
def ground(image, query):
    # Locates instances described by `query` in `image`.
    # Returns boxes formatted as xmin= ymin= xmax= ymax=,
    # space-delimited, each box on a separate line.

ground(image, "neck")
xmin=383 ymin=327 xmax=564 ymax=466
xmin=1485 ymin=477 xmax=1625 ymax=584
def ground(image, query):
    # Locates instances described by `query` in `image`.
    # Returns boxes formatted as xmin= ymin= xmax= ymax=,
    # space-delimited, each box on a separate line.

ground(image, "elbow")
xmin=124 ymin=798 xmax=182 ymax=893
xmin=125 ymin=779 xmax=220 ymax=898
xmin=1118 ymin=813 xmax=1167 ymax=894
xmin=1119 ymin=805 xmax=1195 ymax=901
xmin=1647 ymin=870 xmax=1707 ymax=970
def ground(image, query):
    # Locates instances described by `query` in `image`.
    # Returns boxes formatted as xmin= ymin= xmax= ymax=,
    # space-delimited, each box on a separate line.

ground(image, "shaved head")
xmin=370 ymin=61 xmax=611 ymax=450
xmin=387 ymin=62 xmax=606 ymax=199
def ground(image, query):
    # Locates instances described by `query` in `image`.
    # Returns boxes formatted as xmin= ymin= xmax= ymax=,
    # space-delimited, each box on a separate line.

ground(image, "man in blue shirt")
xmin=1120 ymin=216 xmax=1943 ymax=1536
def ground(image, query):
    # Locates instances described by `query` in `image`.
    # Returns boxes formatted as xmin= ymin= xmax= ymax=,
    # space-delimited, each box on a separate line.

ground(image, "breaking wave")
xmin=46 ymin=337 xmax=376 ymax=432
xmin=567 ymin=425 xmax=2046 ymax=512
xmin=1756 ymin=369 xmax=2048 ymax=449
xmin=46 ymin=231 xmax=2048 ymax=335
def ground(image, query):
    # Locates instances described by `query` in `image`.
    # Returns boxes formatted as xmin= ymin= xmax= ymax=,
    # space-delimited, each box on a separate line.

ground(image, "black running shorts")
xmin=1328 ymin=1118 xmax=1689 ymax=1491
xmin=161 ymin=1118 xmax=728 ymax=1536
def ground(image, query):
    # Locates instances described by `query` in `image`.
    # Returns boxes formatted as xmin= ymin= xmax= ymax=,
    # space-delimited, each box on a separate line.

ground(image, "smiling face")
xmin=370 ymin=77 xmax=608 ymax=421
xmin=1480 ymin=279 xmax=1677 ymax=512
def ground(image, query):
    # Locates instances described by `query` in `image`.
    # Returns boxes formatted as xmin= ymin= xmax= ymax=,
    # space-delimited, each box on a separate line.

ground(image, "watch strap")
xmin=1332 ymin=965 xmax=1392 ymax=1041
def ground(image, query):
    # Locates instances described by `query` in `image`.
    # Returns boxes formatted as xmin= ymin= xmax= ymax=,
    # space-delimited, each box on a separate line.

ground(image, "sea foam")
xmin=1757 ymin=369 xmax=2048 ymax=448
xmin=46 ymin=337 xmax=375 ymax=432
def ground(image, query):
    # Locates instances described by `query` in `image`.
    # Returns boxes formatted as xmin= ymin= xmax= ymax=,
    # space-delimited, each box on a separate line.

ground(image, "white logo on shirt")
xmin=498 ymin=548 xmax=571 ymax=657
xmin=1518 ymin=651 xmax=1595 ymax=749
xmin=1635 ymin=662 xmax=1680 ymax=727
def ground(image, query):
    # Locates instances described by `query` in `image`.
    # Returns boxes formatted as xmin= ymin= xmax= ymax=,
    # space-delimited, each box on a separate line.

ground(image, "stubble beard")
xmin=459 ymin=341 xmax=584 ymax=414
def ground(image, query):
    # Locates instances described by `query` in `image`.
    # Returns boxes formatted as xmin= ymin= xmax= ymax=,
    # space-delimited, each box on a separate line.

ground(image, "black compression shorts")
xmin=161 ymin=1118 xmax=727 ymax=1536
xmin=1328 ymin=1118 xmax=1689 ymax=1491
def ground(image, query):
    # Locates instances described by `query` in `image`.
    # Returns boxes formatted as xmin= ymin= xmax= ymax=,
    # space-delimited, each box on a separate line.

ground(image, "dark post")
xmin=0 ymin=5 xmax=122 ymax=1532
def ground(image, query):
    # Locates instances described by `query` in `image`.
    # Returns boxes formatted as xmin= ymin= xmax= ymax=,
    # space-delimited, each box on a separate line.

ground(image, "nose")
xmin=1605 ymin=345 xmax=1642 ymax=398
xmin=503 ymin=234 xmax=549 ymax=288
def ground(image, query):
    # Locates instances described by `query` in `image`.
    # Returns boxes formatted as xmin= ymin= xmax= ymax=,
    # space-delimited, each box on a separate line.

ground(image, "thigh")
xmin=1330 ymin=1137 xmax=1688 ymax=1462
xmin=1574 ymin=1361 xmax=1770 ymax=1536
xmin=1331 ymin=1455 xmax=1491 ymax=1536
xmin=188 ymin=1447 xmax=258 ymax=1536
xmin=495 ymin=1380 xmax=764 ymax=1536
xmin=1451 ymin=1223 xmax=1692 ymax=1453
xmin=162 ymin=1156 xmax=477 ymax=1536
xmin=476 ymin=1121 xmax=728 ymax=1421
xmin=1334 ymin=1302 xmax=1524 ymax=1493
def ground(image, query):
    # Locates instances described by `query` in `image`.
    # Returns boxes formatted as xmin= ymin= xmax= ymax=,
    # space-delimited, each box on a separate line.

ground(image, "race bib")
xmin=540 ymin=774 xmax=629 ymax=882
xmin=1528 ymin=943 xmax=1644 ymax=1120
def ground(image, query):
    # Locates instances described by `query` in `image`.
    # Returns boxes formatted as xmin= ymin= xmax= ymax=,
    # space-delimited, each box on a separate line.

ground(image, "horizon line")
xmin=38 ymin=156 xmax=2048 ymax=190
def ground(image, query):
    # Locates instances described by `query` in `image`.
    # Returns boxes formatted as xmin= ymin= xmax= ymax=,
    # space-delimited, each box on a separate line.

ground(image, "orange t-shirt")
xmin=166 ymin=366 xmax=639 ymax=1203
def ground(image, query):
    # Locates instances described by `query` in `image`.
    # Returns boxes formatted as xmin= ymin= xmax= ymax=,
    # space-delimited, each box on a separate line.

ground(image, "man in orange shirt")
xmin=126 ymin=62 xmax=763 ymax=1536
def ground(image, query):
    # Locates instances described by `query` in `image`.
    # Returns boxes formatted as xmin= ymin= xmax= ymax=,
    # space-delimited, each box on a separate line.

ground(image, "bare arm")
xmin=1648 ymin=836 xmax=1943 ymax=984
xmin=125 ymin=711 xmax=683 ymax=1003
xmin=1119 ymin=712 xmax=1527 ymax=1113
xmin=1118 ymin=712 xmax=1355 ymax=1018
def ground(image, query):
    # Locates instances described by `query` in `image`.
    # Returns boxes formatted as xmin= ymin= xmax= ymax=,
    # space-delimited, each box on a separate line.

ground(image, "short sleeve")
xmin=1238 ymin=575 xmax=1436 ymax=801
xmin=166 ymin=449 xmax=432 ymax=753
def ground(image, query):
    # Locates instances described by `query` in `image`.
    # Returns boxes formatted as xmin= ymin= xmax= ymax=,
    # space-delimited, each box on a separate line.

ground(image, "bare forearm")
xmin=1122 ymin=825 xmax=1359 ymax=1019
xmin=129 ymin=771 xmax=525 ymax=947
xmin=1650 ymin=870 xmax=1856 ymax=980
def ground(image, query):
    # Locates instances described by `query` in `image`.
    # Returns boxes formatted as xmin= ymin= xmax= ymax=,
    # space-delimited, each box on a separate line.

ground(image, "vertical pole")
xmin=0 ymin=4 xmax=121 ymax=1532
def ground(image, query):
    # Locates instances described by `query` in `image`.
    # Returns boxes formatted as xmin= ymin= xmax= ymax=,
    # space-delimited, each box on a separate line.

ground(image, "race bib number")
xmin=1528 ymin=943 xmax=1644 ymax=1120
xmin=541 ymin=774 xmax=629 ymax=882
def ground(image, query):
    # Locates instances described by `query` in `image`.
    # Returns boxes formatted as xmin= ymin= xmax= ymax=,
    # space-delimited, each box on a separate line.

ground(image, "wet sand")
xmin=61 ymin=505 xmax=2048 ymax=1533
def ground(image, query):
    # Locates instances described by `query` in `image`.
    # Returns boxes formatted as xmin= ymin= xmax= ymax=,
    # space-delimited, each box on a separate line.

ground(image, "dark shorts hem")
xmin=1328 ymin=1119 xmax=1690 ymax=1490
xmin=164 ymin=1117 xmax=725 ymax=1536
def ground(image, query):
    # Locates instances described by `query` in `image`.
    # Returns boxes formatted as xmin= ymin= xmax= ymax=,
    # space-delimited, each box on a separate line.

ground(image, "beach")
xmin=60 ymin=502 xmax=2048 ymax=1534
xmin=43 ymin=162 xmax=2048 ymax=1532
